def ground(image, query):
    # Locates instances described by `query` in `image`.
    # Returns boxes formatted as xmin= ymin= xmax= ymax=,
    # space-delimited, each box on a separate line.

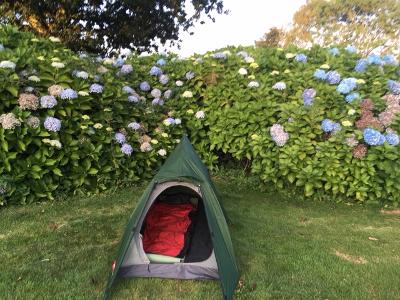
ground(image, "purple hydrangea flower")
xmin=40 ymin=95 xmax=58 ymax=108
xmin=139 ymin=81 xmax=151 ymax=92
xmin=185 ymin=71 xmax=195 ymax=80
xmin=44 ymin=116 xmax=61 ymax=132
xmin=164 ymin=89 xmax=172 ymax=99
xmin=302 ymin=88 xmax=316 ymax=106
xmin=213 ymin=52 xmax=227 ymax=59
xmin=152 ymin=98 xmax=164 ymax=106
xmin=150 ymin=66 xmax=162 ymax=76
xmin=159 ymin=74 xmax=169 ymax=85
xmin=314 ymin=69 xmax=327 ymax=80
xmin=388 ymin=80 xmax=400 ymax=95
xmin=89 ymin=83 xmax=103 ymax=93
xmin=115 ymin=132 xmax=126 ymax=144
xmin=326 ymin=71 xmax=341 ymax=84
xmin=60 ymin=88 xmax=78 ymax=100
xmin=128 ymin=95 xmax=139 ymax=103
xmin=295 ymin=53 xmax=307 ymax=62
xmin=120 ymin=64 xmax=133 ymax=74
xmin=121 ymin=143 xmax=133 ymax=155
xmin=128 ymin=122 xmax=140 ymax=130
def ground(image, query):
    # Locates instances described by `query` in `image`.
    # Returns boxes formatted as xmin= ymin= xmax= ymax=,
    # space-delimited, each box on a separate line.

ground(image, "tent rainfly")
xmin=103 ymin=136 xmax=239 ymax=300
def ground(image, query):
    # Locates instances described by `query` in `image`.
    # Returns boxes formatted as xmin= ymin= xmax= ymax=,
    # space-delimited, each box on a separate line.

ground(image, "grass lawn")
xmin=1 ymin=172 xmax=399 ymax=300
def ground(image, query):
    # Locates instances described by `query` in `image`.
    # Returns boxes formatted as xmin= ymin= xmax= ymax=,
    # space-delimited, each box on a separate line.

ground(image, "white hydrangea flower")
xmin=238 ymin=68 xmax=248 ymax=75
xmin=245 ymin=56 xmax=254 ymax=63
xmin=76 ymin=71 xmax=89 ymax=79
xmin=78 ymin=91 xmax=89 ymax=96
xmin=49 ymin=37 xmax=61 ymax=42
xmin=182 ymin=91 xmax=193 ymax=98
xmin=51 ymin=62 xmax=65 ymax=69
xmin=195 ymin=111 xmax=205 ymax=119
xmin=28 ymin=75 xmax=40 ymax=82
xmin=248 ymin=81 xmax=259 ymax=88
xmin=158 ymin=149 xmax=167 ymax=156
xmin=176 ymin=80 xmax=184 ymax=87
xmin=0 ymin=60 xmax=16 ymax=69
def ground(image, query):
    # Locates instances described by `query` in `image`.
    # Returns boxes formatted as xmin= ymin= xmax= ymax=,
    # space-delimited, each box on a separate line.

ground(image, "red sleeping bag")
xmin=143 ymin=202 xmax=196 ymax=257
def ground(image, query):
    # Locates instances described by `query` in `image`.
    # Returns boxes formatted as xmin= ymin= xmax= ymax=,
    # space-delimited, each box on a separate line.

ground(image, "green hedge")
xmin=0 ymin=26 xmax=399 ymax=206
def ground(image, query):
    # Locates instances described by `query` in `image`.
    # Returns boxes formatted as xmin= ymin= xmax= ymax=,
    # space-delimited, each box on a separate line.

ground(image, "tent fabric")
xmin=142 ymin=202 xmax=196 ymax=256
xmin=103 ymin=136 xmax=239 ymax=300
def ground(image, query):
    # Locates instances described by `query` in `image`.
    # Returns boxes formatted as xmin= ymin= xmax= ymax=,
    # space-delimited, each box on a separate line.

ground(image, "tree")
xmin=283 ymin=0 xmax=400 ymax=55
xmin=255 ymin=27 xmax=284 ymax=48
xmin=0 ymin=0 xmax=226 ymax=54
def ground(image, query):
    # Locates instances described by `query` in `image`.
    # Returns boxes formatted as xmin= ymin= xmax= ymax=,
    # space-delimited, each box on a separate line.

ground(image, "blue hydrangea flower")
xmin=186 ymin=71 xmax=195 ymax=80
xmin=345 ymin=45 xmax=357 ymax=53
xmin=128 ymin=122 xmax=140 ymax=130
xmin=367 ymin=54 xmax=382 ymax=65
xmin=326 ymin=71 xmax=341 ymax=84
xmin=386 ymin=133 xmax=399 ymax=145
xmin=120 ymin=64 xmax=133 ymax=74
xmin=89 ymin=83 xmax=103 ymax=93
xmin=272 ymin=82 xmax=286 ymax=90
xmin=295 ymin=53 xmax=307 ymax=62
xmin=341 ymin=78 xmax=357 ymax=90
xmin=156 ymin=58 xmax=166 ymax=66
xmin=60 ymin=88 xmax=78 ymax=100
xmin=314 ymin=69 xmax=327 ymax=80
xmin=159 ymin=74 xmax=169 ymax=85
xmin=363 ymin=128 xmax=384 ymax=145
xmin=354 ymin=59 xmax=368 ymax=72
xmin=114 ymin=58 xmax=125 ymax=67
xmin=115 ymin=132 xmax=126 ymax=144
xmin=388 ymin=80 xmax=400 ymax=95
xmin=149 ymin=66 xmax=162 ymax=76
xmin=139 ymin=81 xmax=151 ymax=92
xmin=213 ymin=52 xmax=227 ymax=59
xmin=332 ymin=123 xmax=341 ymax=133
xmin=382 ymin=54 xmax=398 ymax=66
xmin=128 ymin=95 xmax=139 ymax=103
xmin=40 ymin=95 xmax=58 ymax=108
xmin=321 ymin=119 xmax=334 ymax=132
xmin=337 ymin=83 xmax=351 ymax=94
xmin=121 ymin=143 xmax=133 ymax=155
xmin=329 ymin=47 xmax=340 ymax=56
xmin=345 ymin=92 xmax=360 ymax=103
xmin=44 ymin=116 xmax=61 ymax=132
xmin=122 ymin=86 xmax=134 ymax=94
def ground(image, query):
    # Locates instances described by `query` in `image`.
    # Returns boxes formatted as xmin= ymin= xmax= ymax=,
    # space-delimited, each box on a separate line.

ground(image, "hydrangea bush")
xmin=1 ymin=25 xmax=400 ymax=206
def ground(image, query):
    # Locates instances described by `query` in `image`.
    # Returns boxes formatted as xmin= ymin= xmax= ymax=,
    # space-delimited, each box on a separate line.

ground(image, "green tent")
xmin=103 ymin=136 xmax=239 ymax=300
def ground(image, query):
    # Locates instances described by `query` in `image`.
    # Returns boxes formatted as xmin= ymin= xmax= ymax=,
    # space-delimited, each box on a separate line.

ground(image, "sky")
xmin=162 ymin=0 xmax=307 ymax=57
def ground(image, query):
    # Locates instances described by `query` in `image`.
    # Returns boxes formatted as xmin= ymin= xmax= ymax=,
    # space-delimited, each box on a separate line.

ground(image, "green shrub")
xmin=1 ymin=26 xmax=400 ymax=206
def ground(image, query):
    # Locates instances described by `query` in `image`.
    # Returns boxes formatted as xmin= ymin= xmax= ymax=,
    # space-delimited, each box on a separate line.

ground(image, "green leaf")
xmin=6 ymin=86 xmax=18 ymax=97
xmin=52 ymin=168 xmax=63 ymax=176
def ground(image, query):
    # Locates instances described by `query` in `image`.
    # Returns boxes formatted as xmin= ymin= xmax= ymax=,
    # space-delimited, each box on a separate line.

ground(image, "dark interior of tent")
xmin=140 ymin=185 xmax=213 ymax=263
